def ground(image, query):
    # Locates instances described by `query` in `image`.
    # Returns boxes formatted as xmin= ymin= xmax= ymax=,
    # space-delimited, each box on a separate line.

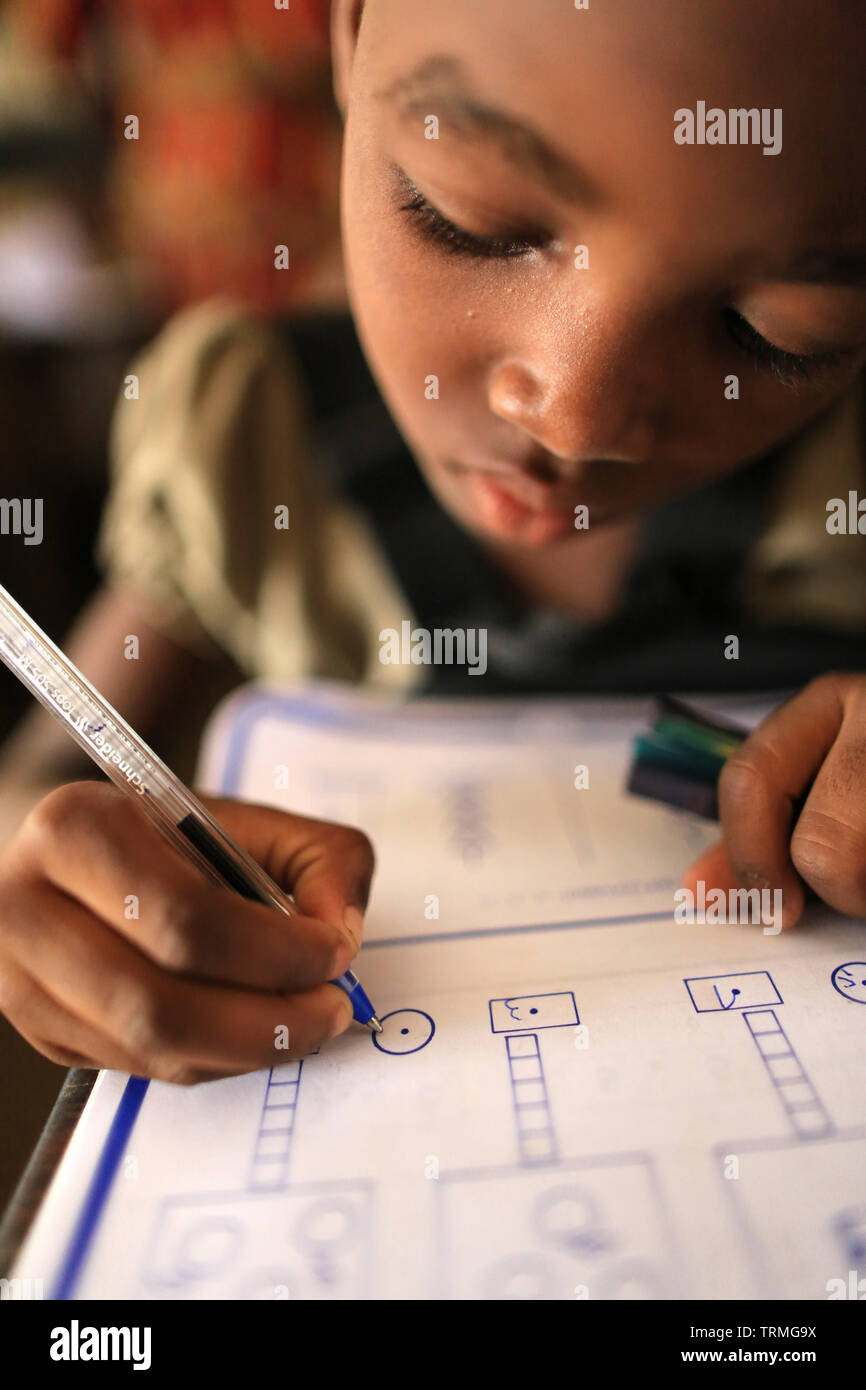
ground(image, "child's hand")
xmin=684 ymin=673 xmax=866 ymax=928
xmin=0 ymin=783 xmax=374 ymax=1082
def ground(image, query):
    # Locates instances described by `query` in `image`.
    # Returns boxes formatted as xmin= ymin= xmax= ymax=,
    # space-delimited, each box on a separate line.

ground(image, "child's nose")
xmin=486 ymin=317 xmax=671 ymax=470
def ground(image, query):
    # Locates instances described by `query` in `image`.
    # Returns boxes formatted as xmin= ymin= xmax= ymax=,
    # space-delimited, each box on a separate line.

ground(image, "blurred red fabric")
xmin=10 ymin=0 xmax=342 ymax=310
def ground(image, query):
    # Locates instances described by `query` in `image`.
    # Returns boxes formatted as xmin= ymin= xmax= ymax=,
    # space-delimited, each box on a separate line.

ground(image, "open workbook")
xmin=9 ymin=685 xmax=866 ymax=1299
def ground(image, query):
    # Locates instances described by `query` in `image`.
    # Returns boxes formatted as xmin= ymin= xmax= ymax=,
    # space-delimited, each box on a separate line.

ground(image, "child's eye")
xmin=724 ymin=308 xmax=851 ymax=387
xmin=395 ymin=172 xmax=550 ymax=260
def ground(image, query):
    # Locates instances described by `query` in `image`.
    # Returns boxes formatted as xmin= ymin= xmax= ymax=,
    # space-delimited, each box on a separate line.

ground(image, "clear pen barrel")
xmin=0 ymin=582 xmax=292 ymax=913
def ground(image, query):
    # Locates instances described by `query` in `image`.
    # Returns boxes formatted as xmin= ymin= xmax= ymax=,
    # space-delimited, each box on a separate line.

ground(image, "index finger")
xmin=201 ymin=796 xmax=375 ymax=952
xmin=716 ymin=676 xmax=847 ymax=925
xmin=30 ymin=784 xmax=356 ymax=990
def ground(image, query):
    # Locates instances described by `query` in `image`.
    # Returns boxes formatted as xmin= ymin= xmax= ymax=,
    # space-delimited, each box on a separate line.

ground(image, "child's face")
xmin=334 ymin=0 xmax=866 ymax=546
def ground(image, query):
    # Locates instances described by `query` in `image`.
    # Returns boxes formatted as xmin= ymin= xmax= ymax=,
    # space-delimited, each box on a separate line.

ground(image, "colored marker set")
xmin=626 ymin=696 xmax=748 ymax=821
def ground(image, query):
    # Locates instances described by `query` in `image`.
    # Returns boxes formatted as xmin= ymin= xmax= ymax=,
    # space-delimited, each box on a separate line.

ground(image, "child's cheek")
xmin=340 ymin=137 xmax=478 ymax=459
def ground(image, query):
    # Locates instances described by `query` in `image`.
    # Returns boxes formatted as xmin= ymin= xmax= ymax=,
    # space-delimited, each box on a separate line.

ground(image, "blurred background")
xmin=0 ymin=0 xmax=342 ymax=1215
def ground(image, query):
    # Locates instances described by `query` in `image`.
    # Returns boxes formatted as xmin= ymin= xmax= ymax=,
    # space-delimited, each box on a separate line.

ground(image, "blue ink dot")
xmin=401 ymin=1027 xmax=409 ymax=1035
xmin=530 ymin=1008 xmax=538 ymax=1014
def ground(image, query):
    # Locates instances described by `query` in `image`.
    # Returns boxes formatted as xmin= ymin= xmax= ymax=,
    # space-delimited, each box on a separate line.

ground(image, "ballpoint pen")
xmin=0 ymin=581 xmax=382 ymax=1034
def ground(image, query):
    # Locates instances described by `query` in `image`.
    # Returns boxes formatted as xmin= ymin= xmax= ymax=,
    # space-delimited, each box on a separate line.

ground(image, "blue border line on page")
xmin=217 ymin=689 xmax=676 ymax=950
xmin=363 ymin=908 xmax=672 ymax=949
xmin=52 ymin=1076 xmax=149 ymax=1299
xmin=216 ymin=689 xmax=603 ymax=794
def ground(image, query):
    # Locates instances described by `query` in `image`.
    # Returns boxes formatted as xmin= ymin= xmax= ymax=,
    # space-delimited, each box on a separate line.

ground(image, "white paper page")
xmin=11 ymin=686 xmax=866 ymax=1301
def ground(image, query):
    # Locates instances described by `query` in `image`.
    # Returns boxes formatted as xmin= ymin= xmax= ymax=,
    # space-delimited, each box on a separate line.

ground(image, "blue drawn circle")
xmin=295 ymin=1196 xmax=360 ymax=1253
xmin=372 ymin=1009 xmax=436 ymax=1055
xmin=177 ymin=1215 xmax=243 ymax=1281
xmin=534 ymin=1185 xmax=611 ymax=1254
xmin=831 ymin=962 xmax=866 ymax=1004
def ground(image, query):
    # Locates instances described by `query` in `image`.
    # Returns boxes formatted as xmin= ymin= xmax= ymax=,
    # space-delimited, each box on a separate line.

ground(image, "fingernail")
xmin=331 ymin=988 xmax=355 ymax=1037
xmin=343 ymin=904 xmax=364 ymax=949
xmin=741 ymin=871 xmax=772 ymax=893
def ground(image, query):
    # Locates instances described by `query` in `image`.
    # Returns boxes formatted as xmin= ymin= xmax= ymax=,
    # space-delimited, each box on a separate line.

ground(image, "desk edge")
xmin=0 ymin=1068 xmax=97 ymax=1279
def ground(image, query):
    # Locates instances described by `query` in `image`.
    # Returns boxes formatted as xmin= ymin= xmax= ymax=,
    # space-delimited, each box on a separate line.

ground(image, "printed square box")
xmin=489 ymin=991 xmax=580 ymax=1033
xmin=684 ymin=970 xmax=782 ymax=1013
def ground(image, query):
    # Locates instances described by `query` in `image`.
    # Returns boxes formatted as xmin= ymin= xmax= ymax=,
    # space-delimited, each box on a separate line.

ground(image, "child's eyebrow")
xmin=375 ymin=55 xmax=596 ymax=204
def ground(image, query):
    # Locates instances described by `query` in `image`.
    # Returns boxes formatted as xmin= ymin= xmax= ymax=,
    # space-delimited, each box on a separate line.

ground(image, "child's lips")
xmin=456 ymin=464 xmax=577 ymax=541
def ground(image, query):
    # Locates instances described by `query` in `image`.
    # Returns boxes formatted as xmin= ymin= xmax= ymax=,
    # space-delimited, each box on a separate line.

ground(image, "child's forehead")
xmin=363 ymin=0 xmax=866 ymax=260
xmin=365 ymin=0 xmax=861 ymax=116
